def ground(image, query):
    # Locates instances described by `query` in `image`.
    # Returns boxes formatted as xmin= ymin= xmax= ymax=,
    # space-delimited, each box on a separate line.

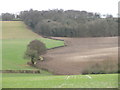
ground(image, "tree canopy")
xmin=19 ymin=9 xmax=118 ymax=37
xmin=24 ymin=40 xmax=46 ymax=64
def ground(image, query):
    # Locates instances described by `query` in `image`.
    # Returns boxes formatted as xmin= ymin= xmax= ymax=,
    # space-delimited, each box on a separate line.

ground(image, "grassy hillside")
xmin=2 ymin=21 xmax=64 ymax=70
xmin=2 ymin=21 xmax=41 ymax=39
xmin=2 ymin=73 xmax=118 ymax=88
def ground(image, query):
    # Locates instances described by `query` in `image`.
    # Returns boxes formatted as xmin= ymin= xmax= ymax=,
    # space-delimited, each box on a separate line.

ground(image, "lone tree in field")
xmin=24 ymin=40 xmax=46 ymax=64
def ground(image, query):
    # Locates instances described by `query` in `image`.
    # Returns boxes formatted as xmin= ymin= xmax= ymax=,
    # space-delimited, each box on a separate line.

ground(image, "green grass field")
xmin=2 ymin=38 xmax=64 ymax=70
xmin=2 ymin=21 xmax=118 ymax=88
xmin=2 ymin=73 xmax=118 ymax=88
xmin=2 ymin=21 xmax=64 ymax=70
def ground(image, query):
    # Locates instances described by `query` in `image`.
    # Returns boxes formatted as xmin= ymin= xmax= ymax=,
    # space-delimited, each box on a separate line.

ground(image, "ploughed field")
xmin=36 ymin=37 xmax=118 ymax=75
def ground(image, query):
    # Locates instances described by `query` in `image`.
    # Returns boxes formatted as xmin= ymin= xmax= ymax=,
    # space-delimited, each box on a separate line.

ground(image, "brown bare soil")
xmin=36 ymin=37 xmax=118 ymax=75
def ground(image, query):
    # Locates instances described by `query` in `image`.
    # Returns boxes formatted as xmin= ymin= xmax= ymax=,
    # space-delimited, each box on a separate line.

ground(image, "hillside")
xmin=2 ymin=21 xmax=64 ymax=70
xmin=2 ymin=21 xmax=118 ymax=88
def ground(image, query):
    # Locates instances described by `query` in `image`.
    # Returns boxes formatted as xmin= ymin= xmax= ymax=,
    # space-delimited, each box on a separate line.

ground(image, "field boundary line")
xmin=0 ymin=70 xmax=40 ymax=74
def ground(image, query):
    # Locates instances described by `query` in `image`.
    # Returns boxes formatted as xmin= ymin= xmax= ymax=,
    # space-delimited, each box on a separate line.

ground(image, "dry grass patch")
xmin=82 ymin=55 xmax=118 ymax=74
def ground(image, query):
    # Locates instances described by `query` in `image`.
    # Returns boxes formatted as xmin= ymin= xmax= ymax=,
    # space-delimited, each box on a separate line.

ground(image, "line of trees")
xmin=1 ymin=13 xmax=21 ymax=21
xmin=1 ymin=9 xmax=118 ymax=37
xmin=1 ymin=13 xmax=15 ymax=21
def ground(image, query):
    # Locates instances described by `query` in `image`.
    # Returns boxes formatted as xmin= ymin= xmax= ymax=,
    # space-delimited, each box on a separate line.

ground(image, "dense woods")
xmin=1 ymin=9 xmax=118 ymax=37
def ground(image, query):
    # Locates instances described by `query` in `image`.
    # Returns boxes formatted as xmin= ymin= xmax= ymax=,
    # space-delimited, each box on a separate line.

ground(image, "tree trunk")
xmin=31 ymin=57 xmax=34 ymax=64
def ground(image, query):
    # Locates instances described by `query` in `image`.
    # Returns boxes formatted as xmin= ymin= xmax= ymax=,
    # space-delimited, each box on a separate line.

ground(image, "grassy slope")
xmin=2 ymin=21 xmax=64 ymax=70
xmin=2 ymin=21 xmax=41 ymax=39
xmin=2 ymin=73 xmax=118 ymax=88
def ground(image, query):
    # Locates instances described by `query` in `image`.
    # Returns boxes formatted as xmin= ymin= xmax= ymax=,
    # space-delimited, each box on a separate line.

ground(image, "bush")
xmin=82 ymin=56 xmax=118 ymax=74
